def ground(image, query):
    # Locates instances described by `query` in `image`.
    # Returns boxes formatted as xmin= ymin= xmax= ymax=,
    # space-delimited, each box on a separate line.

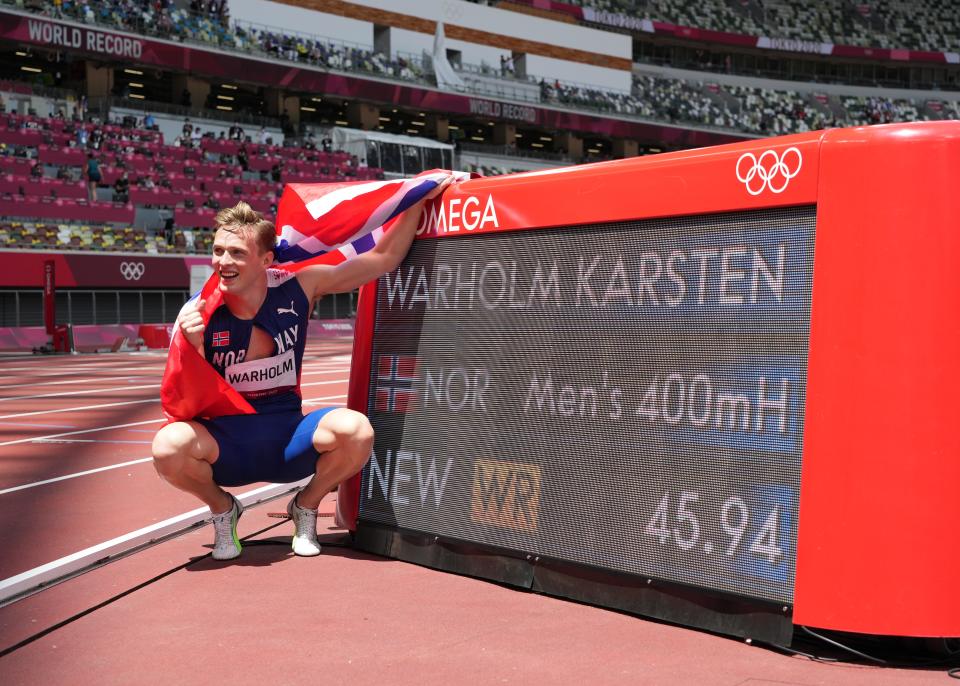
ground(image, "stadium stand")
xmin=36 ymin=0 xmax=960 ymax=54
xmin=0 ymin=66 xmax=957 ymax=258
xmin=0 ymin=102 xmax=383 ymax=254
xmin=10 ymin=0 xmax=960 ymax=131
xmin=540 ymin=0 xmax=960 ymax=53
xmin=0 ymin=0 xmax=957 ymax=257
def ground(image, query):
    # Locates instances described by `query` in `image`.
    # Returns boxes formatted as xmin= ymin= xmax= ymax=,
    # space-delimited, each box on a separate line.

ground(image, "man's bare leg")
xmin=152 ymin=421 xmax=244 ymax=560
xmin=152 ymin=421 xmax=231 ymax=513
xmin=297 ymin=408 xmax=374 ymax=509
xmin=287 ymin=409 xmax=374 ymax=556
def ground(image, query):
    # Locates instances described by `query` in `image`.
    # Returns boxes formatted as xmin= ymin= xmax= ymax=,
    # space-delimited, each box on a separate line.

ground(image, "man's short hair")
xmin=214 ymin=201 xmax=276 ymax=257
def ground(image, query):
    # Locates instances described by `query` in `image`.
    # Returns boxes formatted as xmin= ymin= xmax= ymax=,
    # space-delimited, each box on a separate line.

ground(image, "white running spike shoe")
xmin=211 ymin=494 xmax=244 ymax=560
xmin=287 ymin=492 xmax=322 ymax=557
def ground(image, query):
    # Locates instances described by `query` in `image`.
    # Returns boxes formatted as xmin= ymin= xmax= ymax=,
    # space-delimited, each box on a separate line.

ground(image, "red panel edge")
xmin=334 ymin=279 xmax=378 ymax=532
xmin=795 ymin=121 xmax=960 ymax=636
xmin=414 ymin=131 xmax=822 ymax=241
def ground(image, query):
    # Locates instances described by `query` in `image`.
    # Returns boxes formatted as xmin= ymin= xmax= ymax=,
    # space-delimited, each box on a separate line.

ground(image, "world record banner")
xmin=359 ymin=205 xmax=815 ymax=606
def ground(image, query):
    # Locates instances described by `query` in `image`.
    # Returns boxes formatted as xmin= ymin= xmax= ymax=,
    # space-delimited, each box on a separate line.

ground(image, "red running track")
xmin=0 ymin=342 xmax=952 ymax=684
xmin=0 ymin=340 xmax=353 ymax=580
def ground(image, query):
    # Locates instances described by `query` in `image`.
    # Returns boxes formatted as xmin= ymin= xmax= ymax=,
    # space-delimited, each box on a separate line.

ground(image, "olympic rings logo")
xmin=735 ymin=147 xmax=803 ymax=196
xmin=120 ymin=261 xmax=145 ymax=281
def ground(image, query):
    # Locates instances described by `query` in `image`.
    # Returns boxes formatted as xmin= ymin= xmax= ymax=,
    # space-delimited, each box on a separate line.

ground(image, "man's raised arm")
xmin=297 ymin=173 xmax=456 ymax=300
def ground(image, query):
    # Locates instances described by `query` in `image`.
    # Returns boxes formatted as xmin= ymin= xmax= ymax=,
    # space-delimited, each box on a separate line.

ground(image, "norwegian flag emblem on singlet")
xmin=212 ymin=331 xmax=230 ymax=347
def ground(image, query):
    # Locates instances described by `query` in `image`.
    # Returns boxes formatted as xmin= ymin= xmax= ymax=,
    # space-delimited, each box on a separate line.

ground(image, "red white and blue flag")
xmin=160 ymin=170 xmax=469 ymax=422
xmin=211 ymin=331 xmax=230 ymax=347
xmin=375 ymin=354 xmax=419 ymax=413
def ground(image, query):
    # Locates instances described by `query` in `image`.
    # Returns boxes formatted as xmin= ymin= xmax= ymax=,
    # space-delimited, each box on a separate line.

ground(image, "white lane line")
xmin=0 ymin=383 xmax=160 ymax=403
xmin=300 ymin=378 xmax=348 ymax=388
xmin=0 ymin=376 xmax=133 ymax=391
xmin=302 ymin=394 xmax=348 ymax=406
xmin=0 ymin=479 xmax=310 ymax=605
xmin=0 ymin=398 xmax=158 ymax=420
xmin=32 ymin=439 xmax=153 ymax=445
xmin=1 ymin=365 xmax=166 ymax=373
xmin=301 ymin=369 xmax=349 ymax=377
xmin=0 ymin=457 xmax=154 ymax=496
xmin=0 ymin=418 xmax=165 ymax=447
xmin=0 ymin=422 xmax=77 ymax=428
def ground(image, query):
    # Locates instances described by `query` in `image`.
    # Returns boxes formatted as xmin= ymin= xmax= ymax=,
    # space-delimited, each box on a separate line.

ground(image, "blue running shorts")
xmin=197 ymin=407 xmax=338 ymax=487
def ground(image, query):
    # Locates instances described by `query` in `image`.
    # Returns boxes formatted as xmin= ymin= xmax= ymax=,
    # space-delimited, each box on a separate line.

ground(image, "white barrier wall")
xmin=227 ymin=0 xmax=632 ymax=91
xmin=232 ymin=0 xmax=630 ymax=58
xmin=353 ymin=0 xmax=629 ymax=58
xmin=229 ymin=0 xmax=374 ymax=47
xmin=525 ymin=54 xmax=631 ymax=92
xmin=390 ymin=27 xmax=508 ymax=67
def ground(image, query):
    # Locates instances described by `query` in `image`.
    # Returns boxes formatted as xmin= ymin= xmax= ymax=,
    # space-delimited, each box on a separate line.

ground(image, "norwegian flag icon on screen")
xmin=375 ymin=354 xmax=419 ymax=413
xmin=212 ymin=331 xmax=230 ymax=347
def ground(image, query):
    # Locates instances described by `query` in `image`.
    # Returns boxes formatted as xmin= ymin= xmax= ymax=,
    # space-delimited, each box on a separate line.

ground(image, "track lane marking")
xmin=0 ymin=458 xmax=154 ymax=495
xmin=0 ymin=399 xmax=159 ymax=420
xmin=0 ymin=376 xmax=134 ymax=391
xmin=0 ymin=480 xmax=312 ymax=604
xmin=0 ymin=384 xmax=161 ymax=403
xmin=0 ymin=418 xmax=166 ymax=447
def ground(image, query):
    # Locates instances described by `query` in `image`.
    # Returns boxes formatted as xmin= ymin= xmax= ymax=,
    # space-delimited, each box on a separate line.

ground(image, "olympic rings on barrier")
xmin=120 ymin=261 xmax=146 ymax=281
xmin=735 ymin=147 xmax=803 ymax=196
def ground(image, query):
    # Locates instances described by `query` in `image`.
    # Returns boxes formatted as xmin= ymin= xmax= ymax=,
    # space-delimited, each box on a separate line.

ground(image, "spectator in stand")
xmin=114 ymin=171 xmax=130 ymax=204
xmin=85 ymin=152 xmax=101 ymax=202
xmin=144 ymin=112 xmax=156 ymax=129
xmin=181 ymin=88 xmax=192 ymax=108
xmin=270 ymin=161 xmax=283 ymax=183
xmin=139 ymin=175 xmax=156 ymax=189
xmin=77 ymin=127 xmax=88 ymax=148
xmin=30 ymin=161 xmax=43 ymax=179
xmin=204 ymin=193 xmax=220 ymax=210
xmin=258 ymin=127 xmax=269 ymax=145
xmin=191 ymin=126 xmax=202 ymax=147
xmin=237 ymin=145 xmax=248 ymax=171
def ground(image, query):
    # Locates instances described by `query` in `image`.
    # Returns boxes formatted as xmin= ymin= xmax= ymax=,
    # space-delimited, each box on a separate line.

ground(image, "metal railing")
xmin=89 ymin=95 xmax=282 ymax=130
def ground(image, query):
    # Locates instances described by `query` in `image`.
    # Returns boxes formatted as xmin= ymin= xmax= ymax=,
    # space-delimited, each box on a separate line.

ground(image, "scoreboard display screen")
xmin=359 ymin=206 xmax=815 ymax=606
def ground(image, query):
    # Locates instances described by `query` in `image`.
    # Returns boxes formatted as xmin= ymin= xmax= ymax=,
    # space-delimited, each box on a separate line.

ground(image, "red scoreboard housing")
xmin=338 ymin=121 xmax=960 ymax=642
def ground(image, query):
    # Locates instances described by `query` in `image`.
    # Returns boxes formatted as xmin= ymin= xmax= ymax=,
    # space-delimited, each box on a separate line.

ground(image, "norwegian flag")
xmin=212 ymin=331 xmax=230 ymax=347
xmin=160 ymin=170 xmax=470 ymax=422
xmin=375 ymin=354 xmax=419 ymax=413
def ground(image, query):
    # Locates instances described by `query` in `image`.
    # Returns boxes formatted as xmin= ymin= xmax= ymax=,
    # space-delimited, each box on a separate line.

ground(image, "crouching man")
xmin=152 ymin=175 xmax=454 ymax=559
